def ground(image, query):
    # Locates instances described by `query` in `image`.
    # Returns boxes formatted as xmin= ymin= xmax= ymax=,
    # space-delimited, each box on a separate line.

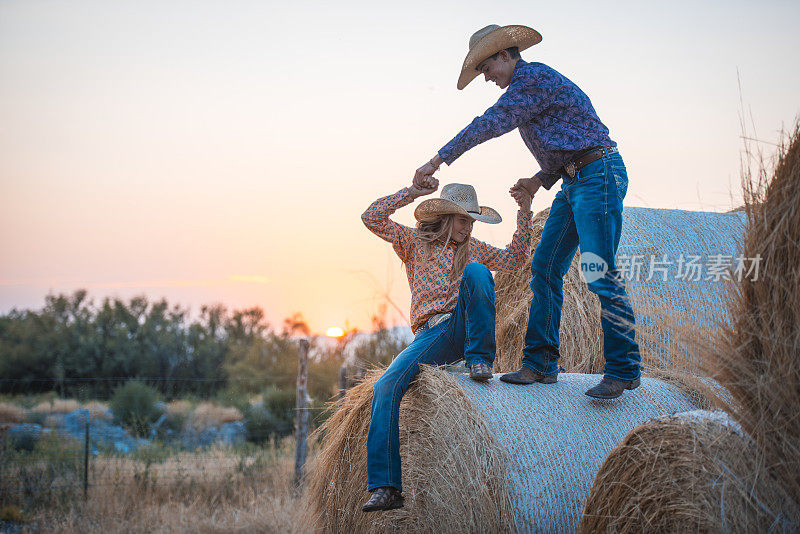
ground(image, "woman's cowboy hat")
xmin=457 ymin=24 xmax=542 ymax=90
xmin=415 ymin=183 xmax=502 ymax=224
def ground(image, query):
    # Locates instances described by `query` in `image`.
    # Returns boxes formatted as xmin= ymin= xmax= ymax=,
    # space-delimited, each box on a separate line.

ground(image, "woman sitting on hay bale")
xmin=359 ymin=178 xmax=533 ymax=512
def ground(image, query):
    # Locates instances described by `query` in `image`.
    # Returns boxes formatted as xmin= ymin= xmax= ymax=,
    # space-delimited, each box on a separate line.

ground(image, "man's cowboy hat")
xmin=415 ymin=183 xmax=502 ymax=224
xmin=457 ymin=24 xmax=542 ymax=90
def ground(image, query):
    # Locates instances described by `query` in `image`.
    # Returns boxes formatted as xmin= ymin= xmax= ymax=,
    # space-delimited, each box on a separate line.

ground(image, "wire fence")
xmin=0 ymin=345 xmax=325 ymax=511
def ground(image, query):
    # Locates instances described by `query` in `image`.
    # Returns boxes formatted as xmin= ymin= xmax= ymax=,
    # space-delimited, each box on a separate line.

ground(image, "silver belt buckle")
xmin=428 ymin=312 xmax=451 ymax=329
xmin=564 ymin=161 xmax=576 ymax=178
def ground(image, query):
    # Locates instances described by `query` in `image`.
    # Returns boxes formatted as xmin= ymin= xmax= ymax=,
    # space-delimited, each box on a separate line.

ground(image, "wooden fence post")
xmin=294 ymin=338 xmax=310 ymax=489
xmin=83 ymin=411 xmax=90 ymax=500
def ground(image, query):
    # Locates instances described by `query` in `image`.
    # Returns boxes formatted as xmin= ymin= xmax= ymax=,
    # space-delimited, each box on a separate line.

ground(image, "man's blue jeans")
xmin=522 ymin=151 xmax=641 ymax=381
xmin=366 ymin=262 xmax=496 ymax=491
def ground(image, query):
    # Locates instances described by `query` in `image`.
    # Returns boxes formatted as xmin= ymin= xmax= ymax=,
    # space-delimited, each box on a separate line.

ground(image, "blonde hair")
xmin=416 ymin=215 xmax=471 ymax=281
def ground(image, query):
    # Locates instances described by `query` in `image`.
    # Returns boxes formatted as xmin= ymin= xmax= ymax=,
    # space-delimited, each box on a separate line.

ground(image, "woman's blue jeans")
xmin=522 ymin=152 xmax=641 ymax=381
xmin=366 ymin=262 xmax=496 ymax=491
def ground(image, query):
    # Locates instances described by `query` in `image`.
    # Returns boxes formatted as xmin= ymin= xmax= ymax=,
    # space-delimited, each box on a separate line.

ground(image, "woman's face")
xmin=451 ymin=215 xmax=474 ymax=243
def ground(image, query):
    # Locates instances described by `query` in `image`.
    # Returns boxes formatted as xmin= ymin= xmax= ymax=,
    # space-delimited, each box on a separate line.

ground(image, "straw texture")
xmin=307 ymin=368 xmax=697 ymax=533
xmin=580 ymin=410 xmax=798 ymax=533
xmin=305 ymin=367 xmax=516 ymax=533
xmin=495 ymin=206 xmax=746 ymax=376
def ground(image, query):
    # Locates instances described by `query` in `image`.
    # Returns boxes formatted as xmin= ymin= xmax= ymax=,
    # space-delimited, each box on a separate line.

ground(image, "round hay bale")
xmin=495 ymin=206 xmax=747 ymax=375
xmin=306 ymin=368 xmax=698 ymax=533
xmin=579 ymin=410 xmax=799 ymax=533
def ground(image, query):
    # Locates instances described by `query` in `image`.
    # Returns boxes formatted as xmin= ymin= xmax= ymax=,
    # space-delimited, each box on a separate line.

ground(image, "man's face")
xmin=452 ymin=215 xmax=474 ymax=243
xmin=477 ymin=51 xmax=516 ymax=89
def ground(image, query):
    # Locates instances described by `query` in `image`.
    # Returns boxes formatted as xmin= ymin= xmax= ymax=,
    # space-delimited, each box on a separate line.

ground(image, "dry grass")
xmin=82 ymin=401 xmax=112 ymax=421
xmin=186 ymin=402 xmax=243 ymax=430
xmin=30 ymin=399 xmax=80 ymax=415
xmin=494 ymin=208 xmax=603 ymax=374
xmin=42 ymin=414 xmax=62 ymax=428
xmin=306 ymin=366 xmax=516 ymax=533
xmin=579 ymin=412 xmax=797 ymax=532
xmin=165 ymin=400 xmax=192 ymax=416
xmin=713 ymin=121 xmax=800 ymax=509
xmin=14 ymin=442 xmax=312 ymax=533
xmin=0 ymin=402 xmax=26 ymax=424
xmin=579 ymin=121 xmax=800 ymax=530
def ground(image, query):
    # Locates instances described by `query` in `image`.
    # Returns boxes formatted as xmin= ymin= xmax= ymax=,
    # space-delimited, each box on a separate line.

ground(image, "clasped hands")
xmin=412 ymin=157 xmax=539 ymax=212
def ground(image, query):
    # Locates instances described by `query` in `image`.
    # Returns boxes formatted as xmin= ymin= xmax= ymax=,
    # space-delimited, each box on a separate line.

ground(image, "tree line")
xmin=0 ymin=289 xmax=343 ymax=401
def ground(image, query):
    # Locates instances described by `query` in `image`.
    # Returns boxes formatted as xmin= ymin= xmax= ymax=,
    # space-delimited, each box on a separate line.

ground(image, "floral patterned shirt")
xmin=438 ymin=59 xmax=616 ymax=190
xmin=362 ymin=187 xmax=533 ymax=333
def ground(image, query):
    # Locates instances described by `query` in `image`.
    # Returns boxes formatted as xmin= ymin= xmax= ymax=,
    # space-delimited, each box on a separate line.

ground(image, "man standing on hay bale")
xmin=414 ymin=24 xmax=641 ymax=399
xmin=359 ymin=179 xmax=532 ymax=511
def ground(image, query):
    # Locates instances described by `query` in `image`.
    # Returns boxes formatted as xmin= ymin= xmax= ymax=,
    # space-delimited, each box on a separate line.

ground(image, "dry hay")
xmin=306 ymin=367 xmax=701 ymax=532
xmin=579 ymin=122 xmax=800 ymax=531
xmin=712 ymin=121 xmax=800 ymax=511
xmin=305 ymin=367 xmax=516 ymax=533
xmin=494 ymin=206 xmax=746 ymax=382
xmin=579 ymin=411 xmax=798 ymax=533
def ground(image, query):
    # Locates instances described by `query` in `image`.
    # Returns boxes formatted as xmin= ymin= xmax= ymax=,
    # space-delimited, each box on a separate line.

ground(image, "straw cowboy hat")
xmin=457 ymin=24 xmax=542 ymax=90
xmin=415 ymin=183 xmax=502 ymax=224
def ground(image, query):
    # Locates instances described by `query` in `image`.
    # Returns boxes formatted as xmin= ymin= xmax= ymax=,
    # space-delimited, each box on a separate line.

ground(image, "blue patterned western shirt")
xmin=438 ymin=59 xmax=616 ymax=189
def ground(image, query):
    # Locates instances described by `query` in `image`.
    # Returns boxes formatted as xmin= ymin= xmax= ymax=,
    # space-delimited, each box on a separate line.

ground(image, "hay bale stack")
xmin=494 ymin=206 xmax=746 ymax=375
xmin=306 ymin=368 xmax=516 ymax=533
xmin=306 ymin=368 xmax=698 ymax=533
xmin=713 ymin=123 xmax=800 ymax=512
xmin=579 ymin=411 xmax=798 ymax=533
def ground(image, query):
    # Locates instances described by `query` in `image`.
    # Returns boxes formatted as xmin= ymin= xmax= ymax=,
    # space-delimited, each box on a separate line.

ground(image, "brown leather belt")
xmin=562 ymin=146 xmax=618 ymax=178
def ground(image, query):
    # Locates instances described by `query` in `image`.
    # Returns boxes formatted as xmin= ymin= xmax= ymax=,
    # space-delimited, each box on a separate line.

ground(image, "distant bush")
xmin=82 ymin=401 xmax=112 ymax=421
xmin=1 ymin=432 xmax=83 ymax=511
xmin=243 ymin=387 xmax=295 ymax=444
xmin=31 ymin=399 xmax=80 ymax=415
xmin=110 ymin=381 xmax=161 ymax=437
xmin=7 ymin=424 xmax=42 ymax=452
xmin=188 ymin=402 xmax=242 ymax=431
xmin=0 ymin=402 xmax=26 ymax=424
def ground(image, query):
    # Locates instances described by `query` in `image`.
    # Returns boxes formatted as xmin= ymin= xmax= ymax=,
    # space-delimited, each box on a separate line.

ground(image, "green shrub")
xmin=110 ymin=381 xmax=161 ymax=437
xmin=243 ymin=387 xmax=295 ymax=444
xmin=0 ymin=433 xmax=83 ymax=511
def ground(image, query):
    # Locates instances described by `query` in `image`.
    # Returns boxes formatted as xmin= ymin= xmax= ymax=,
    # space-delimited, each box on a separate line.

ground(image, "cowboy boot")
xmin=499 ymin=367 xmax=557 ymax=385
xmin=362 ymin=486 xmax=404 ymax=512
xmin=585 ymin=376 xmax=641 ymax=399
xmin=469 ymin=362 xmax=493 ymax=381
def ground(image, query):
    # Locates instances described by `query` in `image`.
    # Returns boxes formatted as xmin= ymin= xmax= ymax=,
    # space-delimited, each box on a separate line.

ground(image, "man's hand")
xmin=409 ymin=178 xmax=438 ymax=198
xmin=414 ymin=154 xmax=443 ymax=191
xmin=510 ymin=186 xmax=532 ymax=212
xmin=509 ymin=176 xmax=542 ymax=199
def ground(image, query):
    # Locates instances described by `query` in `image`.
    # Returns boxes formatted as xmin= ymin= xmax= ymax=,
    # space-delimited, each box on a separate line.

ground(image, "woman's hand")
xmin=510 ymin=186 xmax=532 ymax=212
xmin=410 ymin=176 xmax=439 ymax=198
xmin=509 ymin=176 xmax=542 ymax=199
xmin=414 ymin=154 xmax=443 ymax=191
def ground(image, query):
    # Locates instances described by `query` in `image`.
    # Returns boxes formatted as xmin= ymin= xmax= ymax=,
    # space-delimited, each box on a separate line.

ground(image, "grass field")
xmin=1 ymin=436 xmax=317 ymax=533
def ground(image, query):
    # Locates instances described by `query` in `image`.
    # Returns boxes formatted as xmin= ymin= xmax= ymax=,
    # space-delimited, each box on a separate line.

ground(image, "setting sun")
xmin=326 ymin=326 xmax=345 ymax=338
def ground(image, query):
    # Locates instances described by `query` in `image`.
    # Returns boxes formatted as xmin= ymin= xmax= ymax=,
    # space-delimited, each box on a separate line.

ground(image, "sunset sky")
xmin=1 ymin=0 xmax=799 ymax=334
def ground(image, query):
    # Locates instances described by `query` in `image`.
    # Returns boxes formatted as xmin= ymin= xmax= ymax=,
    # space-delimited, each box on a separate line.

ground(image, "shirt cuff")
xmin=437 ymin=147 xmax=456 ymax=166
xmin=536 ymin=170 xmax=561 ymax=191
